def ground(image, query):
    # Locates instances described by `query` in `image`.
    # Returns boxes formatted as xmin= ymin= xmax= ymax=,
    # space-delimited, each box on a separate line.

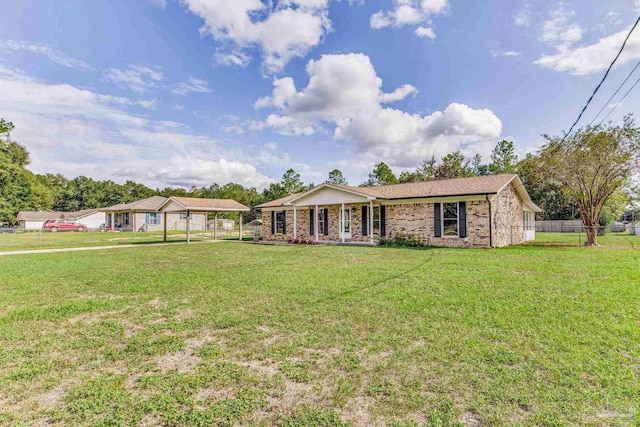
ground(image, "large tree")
xmin=489 ymin=140 xmax=518 ymax=174
xmin=363 ymin=162 xmax=398 ymax=186
xmin=326 ymin=169 xmax=347 ymax=185
xmin=540 ymin=116 xmax=640 ymax=246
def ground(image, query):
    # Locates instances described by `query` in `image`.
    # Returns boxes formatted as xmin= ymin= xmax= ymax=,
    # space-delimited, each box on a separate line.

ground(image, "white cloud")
xmin=172 ymin=77 xmax=212 ymax=95
xmin=0 ymin=66 xmax=273 ymax=189
xmin=606 ymin=11 xmax=623 ymax=26
xmin=514 ymin=4 xmax=532 ymax=27
xmin=535 ymin=24 xmax=640 ymax=75
xmin=415 ymin=26 xmax=436 ymax=39
xmin=148 ymin=0 xmax=167 ymax=8
xmin=180 ymin=0 xmax=332 ymax=73
xmin=103 ymin=65 xmax=165 ymax=93
xmin=253 ymin=53 xmax=502 ymax=167
xmin=491 ymin=50 xmax=522 ymax=58
xmin=265 ymin=142 xmax=278 ymax=150
xmin=0 ymin=39 xmax=92 ymax=70
xmin=538 ymin=7 xmax=582 ymax=51
xmin=370 ymin=0 xmax=447 ymax=37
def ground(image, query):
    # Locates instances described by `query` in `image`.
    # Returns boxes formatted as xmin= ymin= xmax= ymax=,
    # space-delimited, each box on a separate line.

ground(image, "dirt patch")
xmin=68 ymin=313 xmax=101 ymax=325
xmin=155 ymin=333 xmax=218 ymax=374
xmin=342 ymin=395 xmax=378 ymax=426
xmin=174 ymin=308 xmax=193 ymax=321
xmin=460 ymin=411 xmax=482 ymax=426
xmin=195 ymin=386 xmax=235 ymax=402
xmin=37 ymin=377 xmax=81 ymax=411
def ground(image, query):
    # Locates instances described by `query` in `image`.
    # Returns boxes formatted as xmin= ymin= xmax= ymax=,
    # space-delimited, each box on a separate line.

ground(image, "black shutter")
xmin=282 ymin=211 xmax=287 ymax=235
xmin=380 ymin=206 xmax=386 ymax=237
xmin=362 ymin=206 xmax=368 ymax=236
xmin=310 ymin=209 xmax=314 ymax=235
xmin=434 ymin=203 xmax=441 ymax=237
xmin=459 ymin=202 xmax=467 ymax=238
xmin=323 ymin=208 xmax=329 ymax=235
xmin=271 ymin=211 xmax=276 ymax=235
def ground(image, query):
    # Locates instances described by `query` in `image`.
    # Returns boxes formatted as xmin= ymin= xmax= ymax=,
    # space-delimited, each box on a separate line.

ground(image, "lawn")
xmin=0 ymin=235 xmax=639 ymax=426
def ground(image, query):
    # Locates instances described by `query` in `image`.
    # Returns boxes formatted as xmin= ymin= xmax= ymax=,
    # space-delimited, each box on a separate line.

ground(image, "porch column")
xmin=132 ymin=211 xmax=136 ymax=239
xmin=163 ymin=212 xmax=167 ymax=242
xmin=214 ymin=212 xmax=218 ymax=239
xmin=186 ymin=210 xmax=191 ymax=244
xmin=239 ymin=212 xmax=243 ymax=240
xmin=293 ymin=206 xmax=297 ymax=240
xmin=341 ymin=203 xmax=345 ymax=243
xmin=315 ymin=204 xmax=319 ymax=242
xmin=369 ymin=201 xmax=374 ymax=244
xmin=110 ymin=213 xmax=115 ymax=230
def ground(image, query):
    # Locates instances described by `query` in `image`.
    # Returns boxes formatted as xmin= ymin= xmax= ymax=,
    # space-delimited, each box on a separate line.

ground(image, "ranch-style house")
xmin=257 ymin=174 xmax=541 ymax=248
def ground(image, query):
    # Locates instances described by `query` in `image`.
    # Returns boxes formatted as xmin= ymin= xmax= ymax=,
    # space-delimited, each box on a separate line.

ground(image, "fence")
xmin=536 ymin=220 xmax=627 ymax=233
xmin=627 ymin=224 xmax=640 ymax=237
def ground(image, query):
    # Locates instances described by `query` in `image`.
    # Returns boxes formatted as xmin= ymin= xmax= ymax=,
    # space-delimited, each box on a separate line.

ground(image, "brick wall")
xmin=491 ymin=182 xmax=524 ymax=247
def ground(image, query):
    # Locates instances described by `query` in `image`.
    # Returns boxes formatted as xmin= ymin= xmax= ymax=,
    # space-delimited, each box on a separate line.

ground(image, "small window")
xmin=317 ymin=210 xmax=325 ymax=234
xmin=147 ymin=213 xmax=160 ymax=225
xmin=179 ymin=213 xmax=193 ymax=220
xmin=123 ymin=213 xmax=130 ymax=226
xmin=442 ymin=202 xmax=458 ymax=237
xmin=372 ymin=206 xmax=381 ymax=234
xmin=275 ymin=211 xmax=286 ymax=234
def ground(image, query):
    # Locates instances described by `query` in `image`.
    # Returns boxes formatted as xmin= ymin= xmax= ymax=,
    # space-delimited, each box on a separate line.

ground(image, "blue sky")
xmin=1 ymin=0 xmax=639 ymax=189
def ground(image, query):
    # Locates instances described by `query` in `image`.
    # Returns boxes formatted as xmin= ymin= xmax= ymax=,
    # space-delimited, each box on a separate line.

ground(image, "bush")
xmin=378 ymin=232 xmax=425 ymax=248
xmin=598 ymin=210 xmax=614 ymax=236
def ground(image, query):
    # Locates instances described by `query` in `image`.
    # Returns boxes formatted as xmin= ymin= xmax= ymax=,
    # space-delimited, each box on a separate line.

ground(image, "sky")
xmin=1 ymin=0 xmax=640 ymax=189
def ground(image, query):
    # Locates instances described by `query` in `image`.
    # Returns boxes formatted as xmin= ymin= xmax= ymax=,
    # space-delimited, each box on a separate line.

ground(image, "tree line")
xmin=2 ymin=116 xmax=638 ymax=242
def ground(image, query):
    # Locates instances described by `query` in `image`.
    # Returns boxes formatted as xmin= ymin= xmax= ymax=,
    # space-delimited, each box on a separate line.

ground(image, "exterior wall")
xmin=77 ymin=212 xmax=105 ymax=229
xmin=22 ymin=220 xmax=46 ymax=230
xmin=108 ymin=212 xmax=207 ymax=232
xmin=491 ymin=182 xmax=525 ymax=247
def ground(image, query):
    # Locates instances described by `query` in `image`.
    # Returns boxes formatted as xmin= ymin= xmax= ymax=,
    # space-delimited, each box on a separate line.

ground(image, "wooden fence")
xmin=627 ymin=224 xmax=640 ymax=237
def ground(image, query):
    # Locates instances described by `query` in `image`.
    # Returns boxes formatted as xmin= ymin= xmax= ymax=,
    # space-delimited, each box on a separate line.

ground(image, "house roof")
xmin=162 ymin=196 xmax=250 ymax=212
xmin=102 ymin=196 xmax=168 ymax=212
xmin=17 ymin=209 xmax=101 ymax=221
xmin=257 ymin=174 xmax=542 ymax=212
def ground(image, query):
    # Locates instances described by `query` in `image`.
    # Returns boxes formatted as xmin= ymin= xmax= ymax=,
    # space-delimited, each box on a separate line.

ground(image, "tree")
xmin=398 ymin=171 xmax=419 ymax=183
xmin=489 ymin=140 xmax=518 ymax=174
xmin=326 ymin=169 xmax=347 ymax=185
xmin=416 ymin=156 xmax=437 ymax=181
xmin=434 ymin=151 xmax=474 ymax=179
xmin=281 ymin=168 xmax=305 ymax=194
xmin=539 ymin=116 xmax=640 ymax=246
xmin=363 ymin=162 xmax=398 ymax=186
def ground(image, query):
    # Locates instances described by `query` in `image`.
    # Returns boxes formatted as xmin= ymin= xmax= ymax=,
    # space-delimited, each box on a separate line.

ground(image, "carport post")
xmin=132 ymin=211 xmax=136 ymax=240
xmin=163 ymin=212 xmax=167 ymax=242
xmin=214 ymin=212 xmax=218 ymax=239
xmin=369 ymin=201 xmax=374 ymax=244
xmin=315 ymin=204 xmax=319 ymax=242
xmin=239 ymin=212 xmax=243 ymax=240
xmin=341 ymin=203 xmax=345 ymax=243
xmin=186 ymin=210 xmax=191 ymax=244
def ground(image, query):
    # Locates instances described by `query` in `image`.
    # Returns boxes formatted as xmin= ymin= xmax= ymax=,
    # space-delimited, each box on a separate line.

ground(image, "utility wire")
xmin=588 ymin=59 xmax=640 ymax=126
xmin=596 ymin=74 xmax=640 ymax=126
xmin=561 ymin=14 xmax=640 ymax=141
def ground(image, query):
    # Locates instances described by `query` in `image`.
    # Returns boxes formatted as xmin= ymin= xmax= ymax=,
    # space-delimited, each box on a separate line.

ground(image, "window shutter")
xmin=361 ymin=206 xmax=368 ymax=236
xmin=271 ymin=211 xmax=275 ymax=235
xmin=434 ymin=203 xmax=441 ymax=237
xmin=459 ymin=202 xmax=467 ymax=238
xmin=380 ymin=206 xmax=386 ymax=236
xmin=323 ymin=209 xmax=329 ymax=235
xmin=282 ymin=211 xmax=287 ymax=234
xmin=310 ymin=209 xmax=314 ymax=235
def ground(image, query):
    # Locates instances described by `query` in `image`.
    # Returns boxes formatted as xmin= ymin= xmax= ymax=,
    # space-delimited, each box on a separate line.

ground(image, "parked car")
xmin=43 ymin=219 xmax=87 ymax=232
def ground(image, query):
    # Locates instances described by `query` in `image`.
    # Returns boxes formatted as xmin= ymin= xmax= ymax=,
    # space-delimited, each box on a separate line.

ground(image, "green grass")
xmin=0 ymin=229 xmax=252 ymax=252
xmin=0 ymin=235 xmax=639 ymax=425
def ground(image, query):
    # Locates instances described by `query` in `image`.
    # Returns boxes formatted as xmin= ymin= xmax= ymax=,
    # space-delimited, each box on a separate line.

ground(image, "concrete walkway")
xmin=0 ymin=239 xmax=226 ymax=257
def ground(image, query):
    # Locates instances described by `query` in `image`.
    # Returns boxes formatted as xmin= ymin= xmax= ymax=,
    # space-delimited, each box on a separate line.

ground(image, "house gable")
xmin=288 ymin=185 xmax=373 ymax=206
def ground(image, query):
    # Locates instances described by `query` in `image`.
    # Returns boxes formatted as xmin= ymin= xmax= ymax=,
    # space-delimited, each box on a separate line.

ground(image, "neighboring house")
xmin=17 ymin=209 xmax=104 ymax=230
xmin=102 ymin=196 xmax=208 ymax=231
xmin=256 ymin=174 xmax=541 ymax=248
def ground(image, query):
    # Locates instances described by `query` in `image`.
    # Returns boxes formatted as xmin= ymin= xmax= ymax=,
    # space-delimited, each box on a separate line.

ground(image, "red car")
xmin=43 ymin=219 xmax=87 ymax=232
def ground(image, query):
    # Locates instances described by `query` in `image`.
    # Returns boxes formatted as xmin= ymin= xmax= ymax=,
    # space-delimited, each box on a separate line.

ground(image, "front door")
xmin=340 ymin=208 xmax=352 ymax=239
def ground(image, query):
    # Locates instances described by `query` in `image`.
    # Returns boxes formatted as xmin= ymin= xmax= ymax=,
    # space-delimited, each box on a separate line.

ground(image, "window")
xmin=317 ymin=210 xmax=325 ymax=235
xmin=147 ymin=212 xmax=160 ymax=225
xmin=123 ymin=213 xmax=130 ymax=226
xmin=442 ymin=202 xmax=458 ymax=237
xmin=179 ymin=213 xmax=193 ymax=220
xmin=372 ymin=206 xmax=381 ymax=234
xmin=275 ymin=211 xmax=286 ymax=234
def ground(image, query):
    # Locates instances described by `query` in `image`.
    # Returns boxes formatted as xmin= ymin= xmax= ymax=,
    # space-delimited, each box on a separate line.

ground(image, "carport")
xmin=158 ymin=196 xmax=250 ymax=243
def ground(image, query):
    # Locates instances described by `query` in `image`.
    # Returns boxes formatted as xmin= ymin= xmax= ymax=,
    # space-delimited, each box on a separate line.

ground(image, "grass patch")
xmin=0 ymin=234 xmax=639 ymax=425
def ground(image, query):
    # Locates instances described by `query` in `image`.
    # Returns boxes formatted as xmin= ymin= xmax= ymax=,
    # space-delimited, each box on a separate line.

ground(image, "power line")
xmin=588 ymin=59 xmax=640 ymax=126
xmin=597 ymin=74 xmax=640 ymax=126
xmin=561 ymin=14 xmax=640 ymax=141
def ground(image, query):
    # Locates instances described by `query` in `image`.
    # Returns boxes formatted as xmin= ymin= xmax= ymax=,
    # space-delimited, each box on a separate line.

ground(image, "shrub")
xmin=378 ymin=232 xmax=425 ymax=248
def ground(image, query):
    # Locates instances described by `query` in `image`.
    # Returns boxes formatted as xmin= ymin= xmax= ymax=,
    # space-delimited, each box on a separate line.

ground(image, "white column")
xmin=315 ymin=204 xmax=319 ymax=242
xmin=239 ymin=212 xmax=243 ymax=240
xmin=369 ymin=201 xmax=374 ymax=244
xmin=293 ymin=206 xmax=297 ymax=240
xmin=186 ymin=210 xmax=191 ymax=244
xmin=214 ymin=212 xmax=218 ymax=239
xmin=341 ymin=203 xmax=345 ymax=243
xmin=132 ymin=211 xmax=136 ymax=239
xmin=110 ymin=213 xmax=115 ymax=230
xmin=163 ymin=212 xmax=167 ymax=242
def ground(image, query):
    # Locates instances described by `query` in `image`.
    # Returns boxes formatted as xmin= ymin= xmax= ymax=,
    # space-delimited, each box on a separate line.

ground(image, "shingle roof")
xmin=17 ymin=209 xmax=101 ymax=221
xmin=168 ymin=197 xmax=250 ymax=211
xmin=257 ymin=175 xmax=539 ymax=210
xmin=255 ymin=193 xmax=303 ymax=208
xmin=102 ymin=196 xmax=168 ymax=212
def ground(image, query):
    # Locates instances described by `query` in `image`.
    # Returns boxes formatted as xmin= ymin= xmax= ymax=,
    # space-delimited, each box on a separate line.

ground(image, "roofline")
xmin=284 ymin=183 xmax=376 ymax=205
xmin=500 ymin=175 xmax=543 ymax=212
xmin=159 ymin=196 xmax=251 ymax=212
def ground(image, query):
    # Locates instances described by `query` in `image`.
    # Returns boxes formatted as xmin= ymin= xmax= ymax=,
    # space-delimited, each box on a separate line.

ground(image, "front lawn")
xmin=0 ymin=235 xmax=638 ymax=425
